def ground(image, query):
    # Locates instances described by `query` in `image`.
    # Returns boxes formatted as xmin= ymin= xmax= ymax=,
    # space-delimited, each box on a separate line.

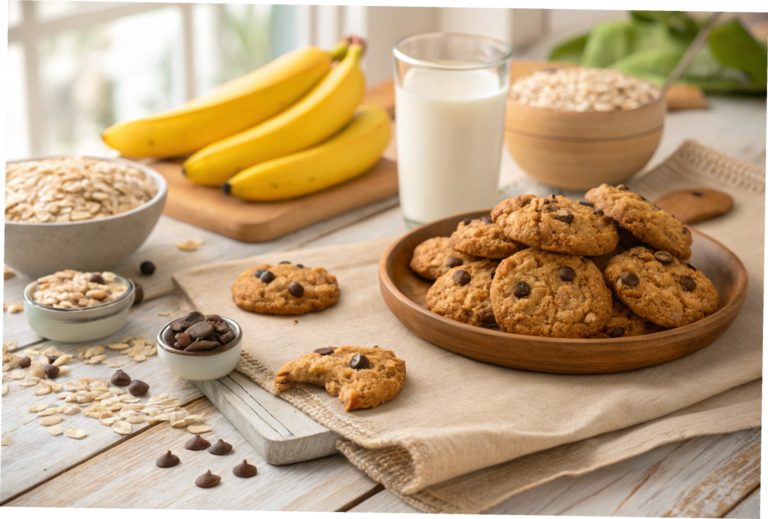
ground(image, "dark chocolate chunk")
xmin=349 ymin=354 xmax=370 ymax=370
xmin=186 ymin=321 xmax=214 ymax=339
xmin=513 ymin=281 xmax=531 ymax=298
xmin=218 ymin=331 xmax=236 ymax=345
xmin=156 ymin=450 xmax=180 ymax=468
xmin=579 ymin=201 xmax=594 ymax=207
xmin=195 ymin=470 xmax=221 ymax=488
xmin=260 ymin=270 xmax=276 ymax=283
xmin=233 ymin=459 xmax=258 ymax=478
xmin=620 ymin=272 xmax=639 ymax=287
xmin=140 ymin=261 xmax=156 ymax=275
xmin=559 ymin=266 xmax=576 ymax=281
xmin=609 ymin=327 xmax=625 ymax=338
xmin=478 ymin=310 xmax=497 ymax=325
xmin=554 ymin=213 xmax=574 ymax=224
xmin=181 ymin=311 xmax=205 ymax=328
xmin=89 ymin=273 xmax=105 ymax=284
xmin=253 ymin=269 xmax=265 ymax=278
xmin=185 ymin=434 xmax=211 ymax=451
xmin=314 ymin=347 xmax=336 ymax=356
xmin=128 ymin=380 xmax=149 ymax=397
xmin=213 ymin=321 xmax=230 ymax=334
xmin=654 ymin=251 xmax=674 ymax=263
xmin=208 ymin=439 xmax=233 ymax=455
xmin=18 ymin=356 xmax=31 ymax=368
xmin=111 ymin=369 xmax=131 ymax=386
xmin=452 ymin=270 xmax=471 ymax=286
xmin=288 ymin=282 xmax=304 ymax=297
xmin=44 ymin=364 xmax=60 ymax=379
xmin=680 ymin=275 xmax=697 ymax=292
xmin=446 ymin=257 xmax=463 ymax=268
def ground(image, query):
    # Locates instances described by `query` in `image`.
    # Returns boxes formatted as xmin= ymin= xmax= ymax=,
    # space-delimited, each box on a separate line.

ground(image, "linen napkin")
xmin=174 ymin=141 xmax=763 ymax=513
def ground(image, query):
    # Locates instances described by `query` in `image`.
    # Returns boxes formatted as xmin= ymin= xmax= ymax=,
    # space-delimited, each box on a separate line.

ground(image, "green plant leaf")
xmin=708 ymin=19 xmax=767 ymax=85
xmin=580 ymin=21 xmax=636 ymax=68
xmin=547 ymin=33 xmax=588 ymax=64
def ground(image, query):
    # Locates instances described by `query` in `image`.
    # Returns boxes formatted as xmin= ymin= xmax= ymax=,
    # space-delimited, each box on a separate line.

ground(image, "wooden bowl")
xmin=504 ymin=96 xmax=666 ymax=191
xmin=378 ymin=210 xmax=748 ymax=374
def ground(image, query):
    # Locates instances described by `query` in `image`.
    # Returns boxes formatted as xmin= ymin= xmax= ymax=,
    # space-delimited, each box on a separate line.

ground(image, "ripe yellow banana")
xmin=223 ymin=104 xmax=390 ymax=201
xmin=183 ymin=43 xmax=367 ymax=186
xmin=101 ymin=43 xmax=347 ymax=158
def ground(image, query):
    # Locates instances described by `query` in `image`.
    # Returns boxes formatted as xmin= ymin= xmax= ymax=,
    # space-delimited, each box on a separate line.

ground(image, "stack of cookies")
xmin=410 ymin=184 xmax=720 ymax=339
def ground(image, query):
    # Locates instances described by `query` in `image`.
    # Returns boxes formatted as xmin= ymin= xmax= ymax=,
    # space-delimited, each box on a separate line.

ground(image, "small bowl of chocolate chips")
xmin=156 ymin=312 xmax=242 ymax=380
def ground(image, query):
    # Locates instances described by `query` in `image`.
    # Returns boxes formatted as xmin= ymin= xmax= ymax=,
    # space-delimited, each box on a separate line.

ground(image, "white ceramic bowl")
xmin=23 ymin=275 xmax=136 ymax=342
xmin=156 ymin=317 xmax=242 ymax=381
xmin=4 ymin=155 xmax=168 ymax=279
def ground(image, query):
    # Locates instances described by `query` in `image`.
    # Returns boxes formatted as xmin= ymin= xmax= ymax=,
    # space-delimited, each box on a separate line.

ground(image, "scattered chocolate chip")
xmin=128 ymin=379 xmax=149 ymax=397
xmin=44 ymin=364 xmax=60 ymax=379
xmin=140 ymin=261 xmax=156 ymax=275
xmin=260 ymin=270 xmax=276 ymax=283
xmin=461 ymin=217 xmax=473 ymax=225
xmin=452 ymin=270 xmax=471 ymax=286
xmin=233 ymin=459 xmax=258 ymax=478
xmin=554 ymin=213 xmax=574 ymax=224
xmin=162 ymin=326 xmax=176 ymax=346
xmin=187 ymin=321 xmax=214 ymax=339
xmin=253 ymin=269 xmax=265 ymax=278
xmin=132 ymin=281 xmax=144 ymax=306
xmin=156 ymin=450 xmax=180 ymax=468
xmin=654 ymin=251 xmax=674 ymax=263
xmin=185 ymin=434 xmax=211 ymax=451
xmin=89 ymin=273 xmax=105 ymax=284
xmin=579 ymin=201 xmax=594 ymax=207
xmin=195 ymin=470 xmax=221 ymax=488
xmin=314 ymin=347 xmax=335 ymax=355
xmin=18 ymin=356 xmax=31 ymax=368
xmin=620 ymin=272 xmax=639 ymax=287
xmin=559 ymin=266 xmax=576 ymax=281
xmin=111 ymin=370 xmax=131 ymax=386
xmin=480 ymin=216 xmax=493 ymax=224
xmin=208 ymin=439 xmax=233 ymax=456
xmin=513 ymin=281 xmax=531 ymax=298
xmin=609 ymin=327 xmax=625 ymax=338
xmin=296 ymin=264 xmax=304 ymax=269
xmin=279 ymin=261 xmax=291 ymax=265
xmin=680 ymin=275 xmax=697 ymax=292
xmin=288 ymin=282 xmax=304 ymax=297
xmin=218 ymin=331 xmax=236 ymax=345
xmin=446 ymin=257 xmax=463 ymax=268
xmin=478 ymin=310 xmax=497 ymax=325
xmin=349 ymin=354 xmax=370 ymax=370
xmin=47 ymin=356 xmax=58 ymax=364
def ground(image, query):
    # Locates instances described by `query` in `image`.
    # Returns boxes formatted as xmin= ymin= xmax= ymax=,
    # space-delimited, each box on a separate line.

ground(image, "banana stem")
xmin=329 ymin=40 xmax=349 ymax=62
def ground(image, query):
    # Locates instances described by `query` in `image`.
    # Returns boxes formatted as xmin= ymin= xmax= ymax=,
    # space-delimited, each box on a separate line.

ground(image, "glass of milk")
xmin=393 ymin=33 xmax=512 ymax=228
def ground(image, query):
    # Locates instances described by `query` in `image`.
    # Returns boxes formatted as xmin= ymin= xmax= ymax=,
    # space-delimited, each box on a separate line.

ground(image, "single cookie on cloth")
xmin=604 ymin=247 xmax=720 ymax=328
xmin=232 ymin=262 xmax=339 ymax=315
xmin=585 ymin=184 xmax=692 ymax=260
xmin=491 ymin=194 xmax=618 ymax=256
xmin=491 ymin=249 xmax=612 ymax=338
xmin=449 ymin=217 xmax=523 ymax=259
xmin=274 ymin=346 xmax=406 ymax=411
xmin=410 ymin=236 xmax=478 ymax=281
xmin=591 ymin=299 xmax=647 ymax=338
xmin=426 ymin=259 xmax=499 ymax=327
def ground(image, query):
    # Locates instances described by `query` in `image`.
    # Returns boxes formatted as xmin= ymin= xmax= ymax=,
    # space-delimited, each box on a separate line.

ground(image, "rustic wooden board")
xmin=725 ymin=487 xmax=760 ymax=518
xmin=151 ymin=157 xmax=398 ymax=243
xmin=7 ymin=399 xmax=379 ymax=511
xmin=194 ymin=371 xmax=340 ymax=466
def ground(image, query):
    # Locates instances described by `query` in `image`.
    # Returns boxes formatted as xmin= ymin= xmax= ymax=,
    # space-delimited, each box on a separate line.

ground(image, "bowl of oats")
xmin=23 ymin=270 xmax=136 ymax=342
xmin=505 ymin=66 xmax=665 ymax=190
xmin=4 ymin=155 xmax=167 ymax=278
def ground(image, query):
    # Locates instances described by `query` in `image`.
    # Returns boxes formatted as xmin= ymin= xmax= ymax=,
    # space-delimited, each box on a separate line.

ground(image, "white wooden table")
xmin=2 ymin=95 xmax=764 ymax=515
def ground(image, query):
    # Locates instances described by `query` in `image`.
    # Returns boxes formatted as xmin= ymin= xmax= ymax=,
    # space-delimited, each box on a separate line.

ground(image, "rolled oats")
xmin=112 ymin=421 xmax=132 ymax=435
xmin=39 ymin=416 xmax=63 ymax=426
xmin=187 ymin=424 xmax=212 ymax=434
xmin=65 ymin=428 xmax=87 ymax=439
xmin=48 ymin=424 xmax=64 ymax=436
xmin=4 ymin=268 xmax=14 ymax=280
xmin=1 ymin=436 xmax=13 ymax=446
xmin=176 ymin=239 xmax=205 ymax=251
xmin=33 ymin=271 xmax=127 ymax=309
xmin=5 ymin=157 xmax=157 ymax=223
xmin=7 ymin=304 xmax=23 ymax=314
xmin=509 ymin=67 xmax=660 ymax=112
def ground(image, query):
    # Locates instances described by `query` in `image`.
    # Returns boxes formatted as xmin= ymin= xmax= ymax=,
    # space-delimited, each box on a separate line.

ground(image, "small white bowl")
xmin=23 ymin=275 xmax=136 ymax=342
xmin=156 ymin=317 xmax=242 ymax=381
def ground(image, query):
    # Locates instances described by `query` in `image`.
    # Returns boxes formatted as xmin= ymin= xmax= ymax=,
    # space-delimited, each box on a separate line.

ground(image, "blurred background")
xmin=6 ymin=2 xmax=767 ymax=160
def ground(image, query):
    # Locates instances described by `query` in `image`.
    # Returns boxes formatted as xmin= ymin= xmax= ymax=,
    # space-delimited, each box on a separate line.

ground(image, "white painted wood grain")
xmin=725 ymin=487 xmax=760 ymax=519
xmin=8 ymin=399 xmax=379 ymax=511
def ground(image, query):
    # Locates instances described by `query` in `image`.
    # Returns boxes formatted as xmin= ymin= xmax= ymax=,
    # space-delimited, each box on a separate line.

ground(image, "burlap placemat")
xmin=174 ymin=141 xmax=763 ymax=513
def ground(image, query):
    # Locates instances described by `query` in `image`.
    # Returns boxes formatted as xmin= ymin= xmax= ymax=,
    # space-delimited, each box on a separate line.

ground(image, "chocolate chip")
xmin=609 ymin=327 xmax=625 ymax=338
xmin=481 ymin=216 xmax=493 ymax=224
xmin=111 ymin=370 xmax=131 ymax=386
xmin=542 ymin=199 xmax=551 ymax=205
xmin=208 ymin=439 xmax=233 ymax=456
xmin=478 ymin=310 xmax=497 ymax=325
xmin=687 ymin=263 xmax=698 ymax=271
xmin=132 ymin=281 xmax=144 ymax=306
xmin=453 ymin=270 xmax=471 ymax=286
xmin=579 ymin=201 xmax=594 ymax=207
xmin=491 ymin=270 xmax=496 ymax=279
xmin=195 ymin=470 xmax=221 ymax=488
xmin=260 ymin=270 xmax=276 ymax=283
xmin=44 ymin=364 xmax=60 ymax=379
xmin=683 ymin=227 xmax=689 ymax=234
xmin=680 ymin=275 xmax=697 ymax=292
xmin=288 ymin=282 xmax=304 ymax=297
xmin=253 ymin=269 xmax=265 ymax=278
xmin=620 ymin=272 xmax=639 ymax=287
xmin=185 ymin=434 xmax=211 ymax=451
xmin=89 ymin=273 xmax=105 ymax=284
xmin=156 ymin=450 xmax=180 ymax=468
xmin=176 ymin=332 xmax=193 ymax=348
xmin=314 ymin=347 xmax=335 ymax=356
xmin=18 ymin=356 xmax=31 ymax=368
xmin=594 ymin=208 xmax=603 ymax=216
xmin=233 ymin=459 xmax=258 ymax=478
xmin=349 ymin=354 xmax=370 ymax=370
xmin=140 ymin=261 xmax=156 ymax=275
xmin=654 ymin=251 xmax=674 ymax=263
xmin=296 ymin=264 xmax=304 ymax=269
xmin=181 ymin=311 xmax=205 ymax=329
xmin=187 ymin=321 xmax=215 ymax=339
xmin=554 ymin=213 xmax=574 ymax=224
xmin=513 ymin=281 xmax=531 ymax=297
xmin=446 ymin=257 xmax=463 ymax=268
xmin=279 ymin=261 xmax=291 ymax=264
xmin=551 ymin=194 xmax=557 ymax=199
xmin=218 ymin=331 xmax=236 ymax=345
xmin=128 ymin=380 xmax=149 ymax=397
xmin=162 ymin=326 xmax=176 ymax=346
xmin=559 ymin=266 xmax=576 ymax=281
xmin=691 ymin=191 xmax=703 ymax=197
xmin=213 ymin=321 xmax=230 ymax=334
xmin=47 ymin=356 xmax=58 ymax=364
xmin=461 ymin=217 xmax=473 ymax=225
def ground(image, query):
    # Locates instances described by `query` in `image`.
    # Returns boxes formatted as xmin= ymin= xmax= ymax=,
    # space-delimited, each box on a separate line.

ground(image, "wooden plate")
xmin=378 ymin=211 xmax=748 ymax=374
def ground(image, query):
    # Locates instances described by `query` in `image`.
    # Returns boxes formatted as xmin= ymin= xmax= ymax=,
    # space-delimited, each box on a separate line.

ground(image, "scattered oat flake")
xmin=59 ymin=405 xmax=81 ymax=415
xmin=1 ymin=436 xmax=12 ymax=446
xmin=2 ymin=385 xmax=8 ymax=396
xmin=29 ymin=404 xmax=50 ymax=413
xmin=106 ymin=343 xmax=129 ymax=350
xmin=175 ymin=238 xmax=204 ymax=251
xmin=157 ymin=311 xmax=172 ymax=316
xmin=4 ymin=370 xmax=25 ymax=380
xmin=8 ymin=304 xmax=23 ymax=314
xmin=37 ymin=408 xmax=58 ymax=417
xmin=112 ymin=421 xmax=132 ymax=435
xmin=3 ymin=268 xmax=14 ymax=280
xmin=48 ymin=424 xmax=64 ymax=436
xmin=34 ymin=384 xmax=52 ymax=396
xmin=65 ymin=428 xmax=87 ymax=439
xmin=39 ymin=416 xmax=63 ymax=426
xmin=187 ymin=424 xmax=212 ymax=434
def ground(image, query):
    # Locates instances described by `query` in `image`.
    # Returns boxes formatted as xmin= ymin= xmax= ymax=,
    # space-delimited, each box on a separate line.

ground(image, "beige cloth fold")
xmin=174 ymin=141 xmax=763 ymax=511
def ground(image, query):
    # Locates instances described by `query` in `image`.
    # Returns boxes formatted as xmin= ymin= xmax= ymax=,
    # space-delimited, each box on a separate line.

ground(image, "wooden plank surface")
xmin=725 ymin=488 xmax=760 ymax=518
xmin=7 ymin=399 xmax=380 ymax=511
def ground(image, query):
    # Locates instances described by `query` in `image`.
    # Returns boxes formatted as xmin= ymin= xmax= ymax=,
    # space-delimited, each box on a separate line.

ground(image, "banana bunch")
xmin=102 ymin=36 xmax=390 ymax=201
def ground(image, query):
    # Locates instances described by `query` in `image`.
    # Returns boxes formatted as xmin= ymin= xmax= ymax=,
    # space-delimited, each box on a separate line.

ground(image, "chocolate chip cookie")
xmin=426 ymin=259 xmax=499 ymax=327
xmin=604 ymin=247 xmax=719 ymax=328
xmin=449 ymin=217 xmax=523 ymax=259
xmin=232 ymin=262 xmax=339 ymax=315
xmin=410 ymin=237 xmax=478 ymax=281
xmin=591 ymin=299 xmax=647 ymax=338
xmin=585 ymin=184 xmax=692 ymax=260
xmin=491 ymin=194 xmax=619 ymax=256
xmin=274 ymin=345 xmax=406 ymax=411
xmin=491 ymin=249 xmax=612 ymax=338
